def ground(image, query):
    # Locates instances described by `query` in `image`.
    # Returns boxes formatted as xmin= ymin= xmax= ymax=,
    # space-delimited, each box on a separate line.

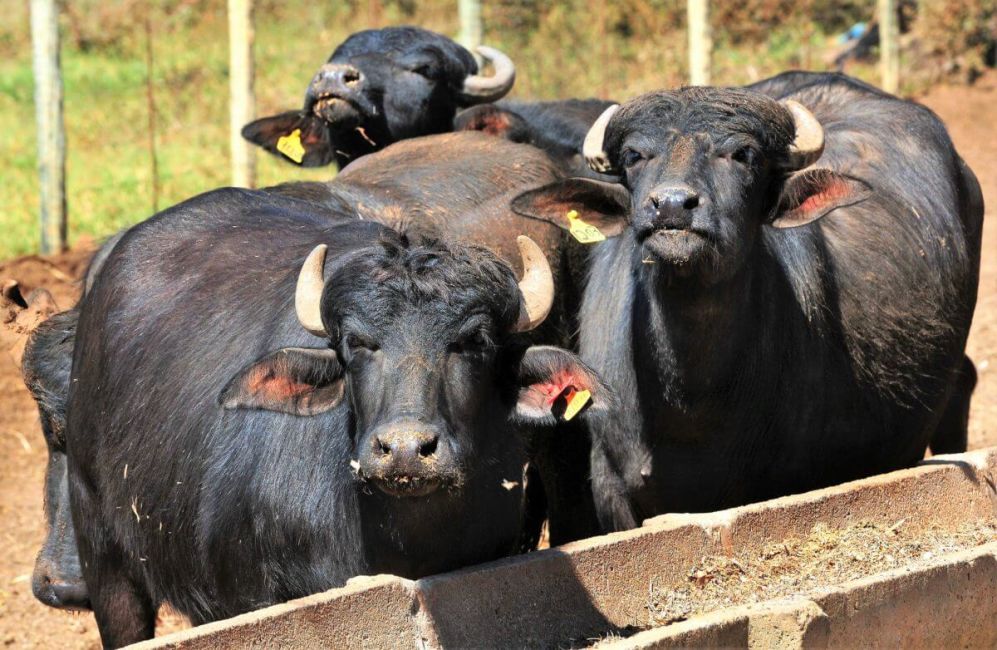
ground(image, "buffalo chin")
xmin=641 ymin=229 xmax=712 ymax=270
xmin=313 ymin=97 xmax=363 ymax=127
xmin=372 ymin=475 xmax=445 ymax=498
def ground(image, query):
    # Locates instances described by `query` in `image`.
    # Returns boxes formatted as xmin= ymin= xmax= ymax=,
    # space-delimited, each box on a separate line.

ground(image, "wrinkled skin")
xmin=67 ymin=193 xmax=611 ymax=646
xmin=513 ymin=73 xmax=983 ymax=531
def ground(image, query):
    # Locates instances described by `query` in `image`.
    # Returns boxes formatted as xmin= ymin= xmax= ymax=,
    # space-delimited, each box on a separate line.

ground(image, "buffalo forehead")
xmin=609 ymin=89 xmax=794 ymax=155
xmin=331 ymin=27 xmax=474 ymax=73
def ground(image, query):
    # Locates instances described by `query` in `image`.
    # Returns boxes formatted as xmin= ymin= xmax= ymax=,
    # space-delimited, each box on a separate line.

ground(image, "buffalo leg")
xmin=590 ymin=442 xmax=639 ymax=533
xmin=532 ymin=419 xmax=601 ymax=545
xmin=929 ymin=355 xmax=976 ymax=455
xmin=70 ymin=470 xmax=155 ymax=647
xmin=517 ymin=464 xmax=547 ymax=552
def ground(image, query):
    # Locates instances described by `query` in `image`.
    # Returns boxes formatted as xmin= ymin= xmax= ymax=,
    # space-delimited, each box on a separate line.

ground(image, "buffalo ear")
xmin=241 ymin=111 xmax=337 ymax=168
xmin=771 ymin=169 xmax=873 ymax=228
xmin=454 ymin=104 xmax=532 ymax=144
xmin=512 ymin=346 xmax=615 ymax=425
xmin=511 ymin=178 xmax=631 ymax=237
xmin=220 ymin=348 xmax=344 ymax=416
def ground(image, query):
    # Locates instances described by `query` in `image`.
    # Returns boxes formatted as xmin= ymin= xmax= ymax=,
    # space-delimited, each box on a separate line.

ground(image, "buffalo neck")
xmin=330 ymin=123 xmax=386 ymax=169
xmin=634 ymin=252 xmax=762 ymax=408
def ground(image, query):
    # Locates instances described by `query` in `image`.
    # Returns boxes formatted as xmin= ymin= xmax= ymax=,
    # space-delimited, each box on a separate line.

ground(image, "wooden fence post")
xmin=459 ymin=0 xmax=483 ymax=66
xmin=878 ymin=0 xmax=899 ymax=93
xmin=687 ymin=0 xmax=711 ymax=86
xmin=228 ymin=0 xmax=256 ymax=188
xmin=30 ymin=0 xmax=67 ymax=254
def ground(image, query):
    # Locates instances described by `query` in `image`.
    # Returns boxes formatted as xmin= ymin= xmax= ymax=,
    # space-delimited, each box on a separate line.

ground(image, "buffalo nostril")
xmin=343 ymin=69 xmax=361 ymax=85
xmin=683 ymin=194 xmax=700 ymax=210
xmin=651 ymin=195 xmax=661 ymax=209
xmin=377 ymin=438 xmax=391 ymax=456
xmin=419 ymin=436 xmax=438 ymax=458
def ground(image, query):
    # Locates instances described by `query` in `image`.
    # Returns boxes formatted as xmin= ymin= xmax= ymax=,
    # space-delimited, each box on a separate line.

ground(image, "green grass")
xmin=0 ymin=1 xmax=886 ymax=259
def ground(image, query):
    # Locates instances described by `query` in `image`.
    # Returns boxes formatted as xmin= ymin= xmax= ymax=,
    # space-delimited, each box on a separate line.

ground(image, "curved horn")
xmin=511 ymin=236 xmax=555 ymax=333
xmin=583 ymin=104 xmax=620 ymax=174
xmin=783 ymin=100 xmax=824 ymax=170
xmin=459 ymin=46 xmax=516 ymax=104
xmin=295 ymin=245 xmax=328 ymax=337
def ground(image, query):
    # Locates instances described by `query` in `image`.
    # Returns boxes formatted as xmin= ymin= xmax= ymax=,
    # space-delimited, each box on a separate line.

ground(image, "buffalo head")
xmin=242 ymin=27 xmax=515 ymax=169
xmin=515 ymin=88 xmax=871 ymax=286
xmin=221 ymin=234 xmax=609 ymax=498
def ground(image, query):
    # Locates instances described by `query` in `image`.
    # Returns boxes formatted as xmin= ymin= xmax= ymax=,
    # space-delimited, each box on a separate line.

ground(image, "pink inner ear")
xmin=478 ymin=113 xmax=512 ymax=136
xmin=247 ymin=367 xmax=312 ymax=401
xmin=531 ymin=370 xmax=578 ymax=407
xmin=459 ymin=107 xmax=514 ymax=136
xmin=796 ymin=177 xmax=852 ymax=214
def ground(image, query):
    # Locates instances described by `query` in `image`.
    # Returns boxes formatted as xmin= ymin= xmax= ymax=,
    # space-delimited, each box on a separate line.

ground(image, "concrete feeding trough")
xmin=130 ymin=447 xmax=997 ymax=649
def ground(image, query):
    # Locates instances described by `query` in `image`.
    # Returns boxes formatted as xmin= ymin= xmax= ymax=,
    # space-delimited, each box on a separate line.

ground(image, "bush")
xmin=911 ymin=0 xmax=996 ymax=83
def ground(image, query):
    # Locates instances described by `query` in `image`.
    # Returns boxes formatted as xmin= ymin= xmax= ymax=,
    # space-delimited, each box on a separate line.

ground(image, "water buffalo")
xmin=67 ymin=186 xmax=610 ymax=646
xmin=9 ymin=232 xmax=126 ymax=611
xmin=242 ymin=26 xmax=515 ymax=169
xmin=242 ymin=26 xmax=614 ymax=177
xmin=2 ymin=283 xmax=87 ymax=609
xmin=512 ymin=72 xmax=984 ymax=530
xmin=453 ymin=99 xmax=618 ymax=179
xmin=20 ymin=133 xmax=601 ymax=623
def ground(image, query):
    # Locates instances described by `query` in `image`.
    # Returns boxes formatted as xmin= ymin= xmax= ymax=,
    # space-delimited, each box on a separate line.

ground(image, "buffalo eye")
xmin=409 ymin=62 xmax=437 ymax=79
xmin=345 ymin=333 xmax=378 ymax=353
xmin=731 ymin=145 xmax=757 ymax=166
xmin=448 ymin=330 xmax=490 ymax=355
xmin=621 ymin=148 xmax=644 ymax=168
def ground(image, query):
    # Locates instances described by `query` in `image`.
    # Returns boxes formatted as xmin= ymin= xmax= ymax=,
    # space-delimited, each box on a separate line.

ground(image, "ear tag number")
xmin=561 ymin=387 xmax=592 ymax=421
xmin=567 ymin=209 xmax=606 ymax=244
xmin=277 ymin=129 xmax=306 ymax=163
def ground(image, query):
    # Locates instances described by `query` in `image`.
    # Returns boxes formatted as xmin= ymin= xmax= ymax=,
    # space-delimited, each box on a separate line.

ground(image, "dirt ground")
xmin=1 ymin=76 xmax=995 ymax=648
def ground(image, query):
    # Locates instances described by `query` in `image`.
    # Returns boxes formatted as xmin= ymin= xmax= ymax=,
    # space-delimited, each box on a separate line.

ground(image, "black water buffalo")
xmin=242 ymin=26 xmax=614 ymax=177
xmin=15 ymin=133 xmax=601 ymax=639
xmin=512 ymin=72 xmax=984 ymax=531
xmin=22 ymin=309 xmax=87 ymax=610
xmin=1 ymin=281 xmax=87 ymax=609
xmin=242 ymin=26 xmax=515 ymax=169
xmin=67 ymin=187 xmax=610 ymax=646
xmin=14 ymin=233 xmax=125 ymax=611
xmin=453 ymin=99 xmax=618 ymax=179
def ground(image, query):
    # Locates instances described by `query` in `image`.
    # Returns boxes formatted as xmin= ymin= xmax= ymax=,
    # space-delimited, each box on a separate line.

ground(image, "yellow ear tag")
xmin=562 ymin=388 xmax=592 ymax=421
xmin=277 ymin=128 xmax=306 ymax=164
xmin=567 ymin=210 xmax=606 ymax=244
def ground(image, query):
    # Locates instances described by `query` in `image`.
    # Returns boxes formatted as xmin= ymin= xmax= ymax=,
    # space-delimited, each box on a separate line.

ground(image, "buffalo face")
xmin=16 ymin=303 xmax=91 ymax=611
xmin=221 ymin=235 xmax=610 ymax=500
xmin=605 ymin=89 xmax=808 ymax=283
xmin=515 ymin=89 xmax=872 ymax=286
xmin=32 ymin=446 xmax=90 ymax=611
xmin=242 ymin=27 xmax=515 ymax=169
xmin=31 ymin=408 xmax=89 ymax=610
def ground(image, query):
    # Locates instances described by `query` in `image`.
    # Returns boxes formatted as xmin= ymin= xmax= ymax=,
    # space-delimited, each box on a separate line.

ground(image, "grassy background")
xmin=0 ymin=0 xmax=991 ymax=259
